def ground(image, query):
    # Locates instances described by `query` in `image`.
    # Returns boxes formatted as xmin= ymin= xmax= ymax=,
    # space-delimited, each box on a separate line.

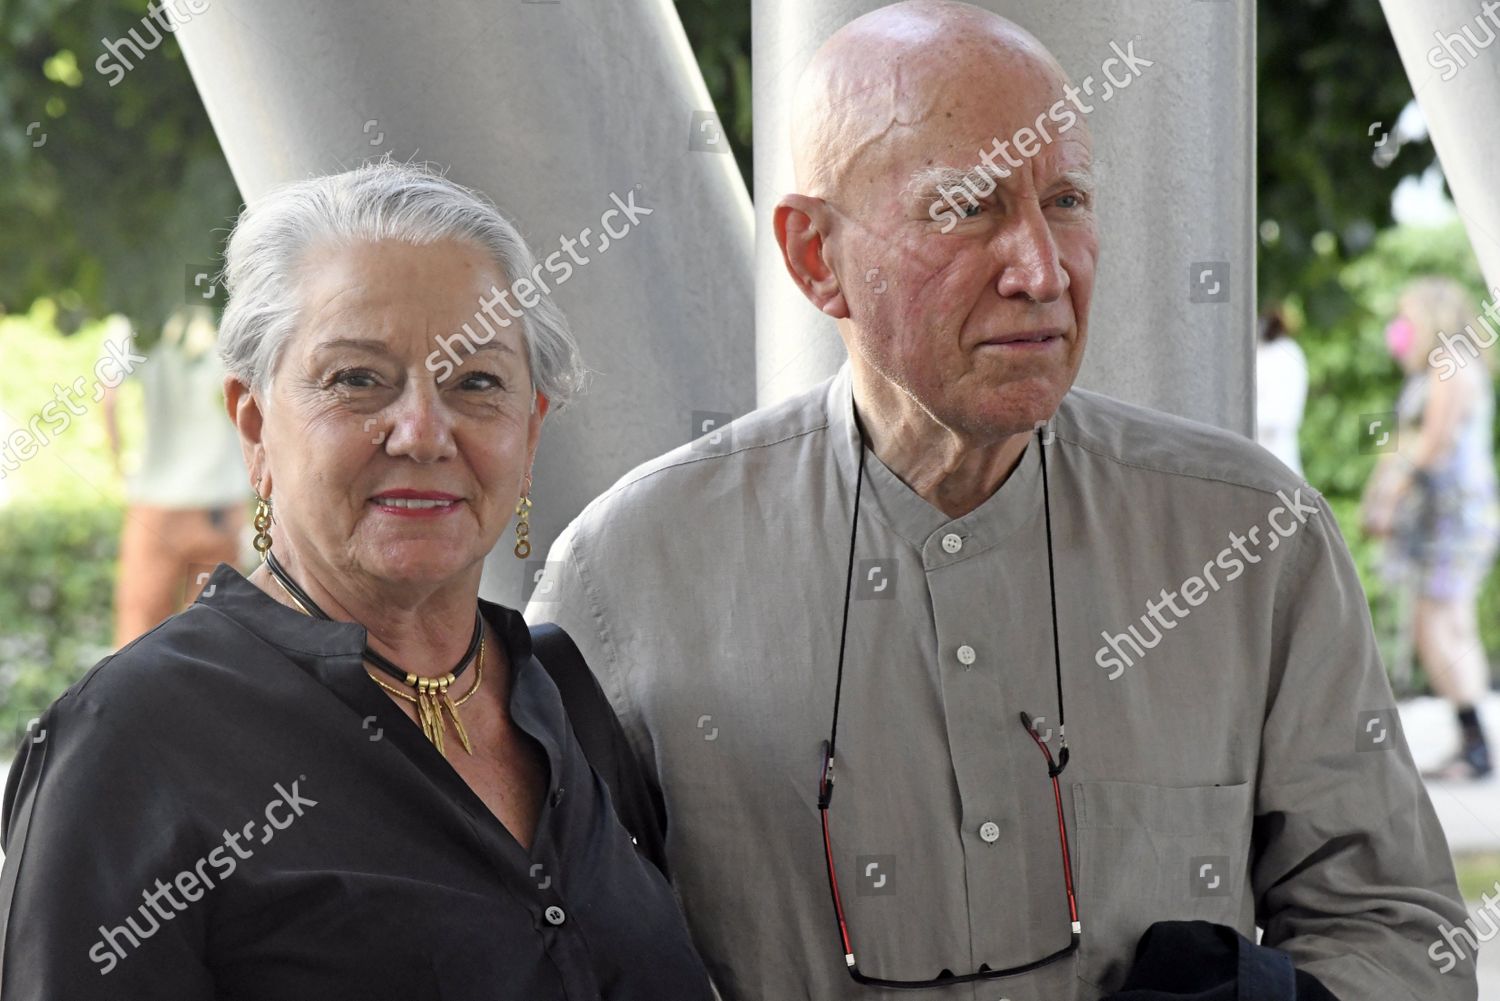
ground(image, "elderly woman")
xmin=0 ymin=162 xmax=714 ymax=1000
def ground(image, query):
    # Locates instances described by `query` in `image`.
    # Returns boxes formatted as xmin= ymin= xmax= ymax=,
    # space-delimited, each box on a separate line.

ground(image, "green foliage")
xmin=1295 ymin=221 xmax=1500 ymax=671
xmin=0 ymin=310 xmax=142 ymax=747
xmin=0 ymin=499 xmax=120 ymax=750
xmin=675 ymin=0 xmax=752 ymax=186
xmin=1257 ymin=0 xmax=1435 ymax=321
xmin=0 ymin=0 xmax=240 ymax=341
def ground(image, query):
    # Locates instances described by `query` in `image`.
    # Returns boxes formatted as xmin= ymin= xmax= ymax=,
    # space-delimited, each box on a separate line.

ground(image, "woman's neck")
xmin=251 ymin=545 xmax=483 ymax=677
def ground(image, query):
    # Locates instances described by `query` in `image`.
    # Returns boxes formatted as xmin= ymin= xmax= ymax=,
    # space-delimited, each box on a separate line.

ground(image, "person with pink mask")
xmin=1362 ymin=276 xmax=1500 ymax=779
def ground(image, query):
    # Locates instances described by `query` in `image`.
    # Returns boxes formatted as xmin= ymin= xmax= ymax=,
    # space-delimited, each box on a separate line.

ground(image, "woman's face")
xmin=247 ymin=237 xmax=546 ymax=591
xmin=1386 ymin=301 xmax=1421 ymax=373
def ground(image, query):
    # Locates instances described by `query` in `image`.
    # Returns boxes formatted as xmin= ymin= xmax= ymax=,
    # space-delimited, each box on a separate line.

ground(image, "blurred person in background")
xmin=1362 ymin=276 xmax=1500 ymax=780
xmin=102 ymin=304 xmax=248 ymax=646
xmin=1255 ymin=305 xmax=1306 ymax=476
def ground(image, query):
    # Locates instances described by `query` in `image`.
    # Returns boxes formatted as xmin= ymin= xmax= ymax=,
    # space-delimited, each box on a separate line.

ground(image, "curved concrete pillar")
xmin=1381 ymin=0 xmax=1500 ymax=292
xmin=176 ymin=0 xmax=754 ymax=606
xmin=753 ymin=0 xmax=1256 ymax=434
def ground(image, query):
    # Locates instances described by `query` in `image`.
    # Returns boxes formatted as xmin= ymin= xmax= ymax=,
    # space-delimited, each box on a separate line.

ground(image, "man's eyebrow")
xmin=905 ymin=163 xmax=1002 ymax=196
xmin=906 ymin=162 xmax=1097 ymax=198
xmin=1050 ymin=168 xmax=1097 ymax=196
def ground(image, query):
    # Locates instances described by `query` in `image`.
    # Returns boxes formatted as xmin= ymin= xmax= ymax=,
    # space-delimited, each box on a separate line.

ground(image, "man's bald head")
xmin=790 ymin=1 xmax=1077 ymax=201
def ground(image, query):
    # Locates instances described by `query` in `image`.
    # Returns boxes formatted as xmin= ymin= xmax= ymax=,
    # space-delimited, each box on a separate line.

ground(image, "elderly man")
xmin=527 ymin=3 xmax=1473 ymax=998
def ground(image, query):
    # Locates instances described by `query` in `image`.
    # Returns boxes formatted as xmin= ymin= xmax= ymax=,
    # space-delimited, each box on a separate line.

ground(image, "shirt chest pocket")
xmin=1070 ymin=779 xmax=1254 ymax=994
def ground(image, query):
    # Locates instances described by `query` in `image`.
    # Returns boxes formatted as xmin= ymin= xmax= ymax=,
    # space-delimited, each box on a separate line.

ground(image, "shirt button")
xmin=979 ymin=821 xmax=1000 ymax=843
xmin=544 ymin=905 xmax=566 ymax=926
xmin=941 ymin=533 xmax=963 ymax=554
xmin=956 ymin=644 xmax=977 ymax=666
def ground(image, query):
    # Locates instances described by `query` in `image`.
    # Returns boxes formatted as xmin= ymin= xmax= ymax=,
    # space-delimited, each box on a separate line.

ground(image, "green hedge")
xmin=0 ymin=501 xmax=121 ymax=750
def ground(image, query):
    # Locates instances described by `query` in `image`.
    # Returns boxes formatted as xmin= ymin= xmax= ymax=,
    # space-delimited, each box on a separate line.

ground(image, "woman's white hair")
xmin=217 ymin=158 xmax=586 ymax=408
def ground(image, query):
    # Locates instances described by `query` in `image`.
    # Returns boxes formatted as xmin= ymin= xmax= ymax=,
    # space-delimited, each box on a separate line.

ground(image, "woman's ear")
xmin=526 ymin=390 xmax=550 ymax=467
xmin=225 ymin=375 xmax=269 ymax=495
xmin=774 ymin=193 xmax=849 ymax=320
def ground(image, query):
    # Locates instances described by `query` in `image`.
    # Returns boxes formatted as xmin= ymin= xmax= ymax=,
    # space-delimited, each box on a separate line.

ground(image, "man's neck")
xmin=852 ymin=377 xmax=1032 ymax=520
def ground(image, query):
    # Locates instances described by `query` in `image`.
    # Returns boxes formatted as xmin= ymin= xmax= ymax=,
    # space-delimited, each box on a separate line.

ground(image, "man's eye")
xmin=1055 ymin=193 xmax=1087 ymax=210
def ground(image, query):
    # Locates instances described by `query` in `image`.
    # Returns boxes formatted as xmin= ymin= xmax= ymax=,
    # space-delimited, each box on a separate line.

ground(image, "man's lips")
xmin=976 ymin=327 xmax=1067 ymax=347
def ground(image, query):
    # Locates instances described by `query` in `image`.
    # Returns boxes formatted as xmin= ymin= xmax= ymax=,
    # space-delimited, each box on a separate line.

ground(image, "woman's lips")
xmin=369 ymin=493 xmax=463 ymax=518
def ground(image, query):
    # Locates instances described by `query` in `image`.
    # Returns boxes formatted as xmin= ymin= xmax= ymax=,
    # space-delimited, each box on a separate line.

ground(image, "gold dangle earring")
xmin=513 ymin=481 xmax=532 ymax=559
xmin=253 ymin=490 xmax=274 ymax=558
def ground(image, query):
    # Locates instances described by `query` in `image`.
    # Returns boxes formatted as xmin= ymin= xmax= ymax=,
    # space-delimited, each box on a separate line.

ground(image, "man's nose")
xmin=993 ymin=202 xmax=1068 ymax=303
xmin=381 ymin=386 xmax=458 ymax=462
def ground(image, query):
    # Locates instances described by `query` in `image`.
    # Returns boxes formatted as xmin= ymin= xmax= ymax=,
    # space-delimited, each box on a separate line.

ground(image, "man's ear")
xmin=224 ymin=375 xmax=268 ymax=493
xmin=774 ymin=194 xmax=850 ymax=320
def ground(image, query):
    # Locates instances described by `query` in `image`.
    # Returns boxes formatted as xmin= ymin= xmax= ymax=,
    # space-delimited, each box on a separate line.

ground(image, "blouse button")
xmin=544 ymin=905 xmax=567 ymax=926
xmin=552 ymin=787 xmax=565 ymax=807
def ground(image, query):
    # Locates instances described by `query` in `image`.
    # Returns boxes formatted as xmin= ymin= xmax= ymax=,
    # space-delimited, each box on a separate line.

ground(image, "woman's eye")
xmin=457 ymin=371 xmax=504 ymax=391
xmin=332 ymin=368 xmax=379 ymax=389
xmin=962 ymin=203 xmax=984 ymax=218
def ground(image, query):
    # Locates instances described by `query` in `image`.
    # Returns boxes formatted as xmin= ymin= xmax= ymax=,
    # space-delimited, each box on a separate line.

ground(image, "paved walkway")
xmin=1400 ymin=694 xmax=1500 ymax=996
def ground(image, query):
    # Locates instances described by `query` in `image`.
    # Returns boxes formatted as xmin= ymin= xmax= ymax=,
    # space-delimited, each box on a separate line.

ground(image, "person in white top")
xmin=1255 ymin=308 xmax=1307 ymax=476
xmin=102 ymin=305 xmax=249 ymax=646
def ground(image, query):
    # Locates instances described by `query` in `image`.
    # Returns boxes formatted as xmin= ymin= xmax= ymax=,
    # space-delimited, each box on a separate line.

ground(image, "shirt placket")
xmin=925 ymin=525 xmax=1036 ymax=990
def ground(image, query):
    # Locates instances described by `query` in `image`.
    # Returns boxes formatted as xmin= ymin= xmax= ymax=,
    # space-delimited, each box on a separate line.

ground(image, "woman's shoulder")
xmin=55 ymin=601 xmax=251 ymax=724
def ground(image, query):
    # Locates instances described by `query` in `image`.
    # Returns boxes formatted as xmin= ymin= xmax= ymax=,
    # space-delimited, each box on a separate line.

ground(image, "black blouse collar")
xmin=193 ymin=561 xmax=536 ymax=667
xmin=190 ymin=562 xmax=564 ymax=829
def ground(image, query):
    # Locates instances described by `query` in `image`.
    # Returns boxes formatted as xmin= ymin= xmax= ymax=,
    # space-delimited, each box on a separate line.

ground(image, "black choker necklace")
xmin=263 ymin=549 xmax=484 ymax=755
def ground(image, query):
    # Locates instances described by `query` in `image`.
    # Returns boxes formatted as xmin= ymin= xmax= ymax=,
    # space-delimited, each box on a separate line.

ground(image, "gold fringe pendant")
xmin=407 ymin=673 xmax=473 ymax=756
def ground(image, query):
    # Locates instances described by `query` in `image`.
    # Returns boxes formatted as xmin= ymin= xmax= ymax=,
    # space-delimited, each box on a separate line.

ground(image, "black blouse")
xmin=0 ymin=563 xmax=714 ymax=1000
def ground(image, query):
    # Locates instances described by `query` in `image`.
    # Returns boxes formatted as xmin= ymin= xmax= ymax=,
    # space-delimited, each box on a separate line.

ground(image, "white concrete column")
xmin=753 ymin=0 xmax=1256 ymax=434
xmin=176 ymin=0 xmax=755 ymax=606
xmin=1381 ymin=0 xmax=1500 ymax=293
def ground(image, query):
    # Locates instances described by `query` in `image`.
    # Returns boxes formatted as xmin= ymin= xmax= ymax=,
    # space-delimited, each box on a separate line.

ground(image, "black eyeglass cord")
xmin=826 ymin=421 xmax=1069 ymax=777
xmin=263 ymin=548 xmax=482 ymax=685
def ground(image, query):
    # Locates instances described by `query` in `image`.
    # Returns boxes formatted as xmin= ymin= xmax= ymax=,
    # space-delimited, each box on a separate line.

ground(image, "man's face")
xmin=827 ymin=53 xmax=1100 ymax=439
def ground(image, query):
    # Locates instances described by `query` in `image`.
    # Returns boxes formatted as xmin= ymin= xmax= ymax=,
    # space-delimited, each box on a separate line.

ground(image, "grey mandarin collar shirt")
xmin=527 ymin=362 xmax=1474 ymax=1001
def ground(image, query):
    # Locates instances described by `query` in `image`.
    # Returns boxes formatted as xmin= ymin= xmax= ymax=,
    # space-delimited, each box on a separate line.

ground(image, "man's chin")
xmin=952 ymin=379 xmax=1070 ymax=438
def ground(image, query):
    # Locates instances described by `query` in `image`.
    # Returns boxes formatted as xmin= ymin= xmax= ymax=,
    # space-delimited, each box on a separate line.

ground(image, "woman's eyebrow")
xmin=313 ymin=337 xmax=394 ymax=355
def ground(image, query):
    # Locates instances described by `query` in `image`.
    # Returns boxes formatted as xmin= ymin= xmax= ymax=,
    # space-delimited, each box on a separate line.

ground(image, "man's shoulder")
xmin=1057 ymin=386 xmax=1310 ymax=500
xmin=570 ymin=376 xmax=835 ymax=530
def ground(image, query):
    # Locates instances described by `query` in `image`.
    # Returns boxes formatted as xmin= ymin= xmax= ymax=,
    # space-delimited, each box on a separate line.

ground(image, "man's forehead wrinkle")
xmin=791 ymin=3 xmax=1077 ymax=202
xmin=793 ymin=44 xmax=930 ymax=194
